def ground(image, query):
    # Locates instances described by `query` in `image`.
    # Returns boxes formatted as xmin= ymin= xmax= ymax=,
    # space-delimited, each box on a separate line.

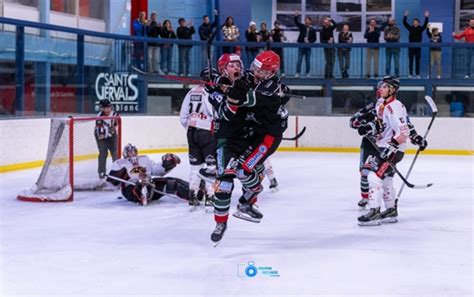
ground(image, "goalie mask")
xmin=123 ymin=143 xmax=138 ymax=163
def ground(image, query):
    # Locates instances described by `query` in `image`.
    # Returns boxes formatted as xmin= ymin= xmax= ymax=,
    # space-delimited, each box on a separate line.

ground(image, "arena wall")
xmin=0 ymin=116 xmax=472 ymax=172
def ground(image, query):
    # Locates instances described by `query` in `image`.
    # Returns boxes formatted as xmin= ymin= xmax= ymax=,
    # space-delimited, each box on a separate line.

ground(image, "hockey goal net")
xmin=17 ymin=116 xmax=122 ymax=202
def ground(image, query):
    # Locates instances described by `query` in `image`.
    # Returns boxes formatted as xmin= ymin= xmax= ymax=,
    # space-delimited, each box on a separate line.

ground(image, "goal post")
xmin=17 ymin=116 xmax=122 ymax=202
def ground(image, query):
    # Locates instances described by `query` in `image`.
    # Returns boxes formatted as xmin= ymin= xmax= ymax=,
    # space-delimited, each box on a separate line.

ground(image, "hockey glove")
xmin=162 ymin=153 xmax=181 ymax=172
xmin=380 ymin=139 xmax=399 ymax=162
xmin=226 ymin=78 xmax=252 ymax=106
xmin=411 ymin=134 xmax=428 ymax=151
xmin=242 ymin=70 xmax=256 ymax=86
xmin=357 ymin=120 xmax=383 ymax=136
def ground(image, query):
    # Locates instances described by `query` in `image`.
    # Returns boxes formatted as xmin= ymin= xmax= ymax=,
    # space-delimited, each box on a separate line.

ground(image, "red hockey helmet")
xmin=251 ymin=50 xmax=280 ymax=80
xmin=217 ymin=53 xmax=243 ymax=76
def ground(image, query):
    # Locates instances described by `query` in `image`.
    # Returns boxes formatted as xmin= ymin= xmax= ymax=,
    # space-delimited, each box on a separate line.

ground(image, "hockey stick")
xmin=105 ymin=174 xmax=183 ymax=201
xmin=397 ymin=95 xmax=438 ymax=197
xmin=282 ymin=126 xmax=306 ymax=141
xmin=364 ymin=137 xmax=433 ymax=189
xmin=131 ymin=65 xmax=306 ymax=100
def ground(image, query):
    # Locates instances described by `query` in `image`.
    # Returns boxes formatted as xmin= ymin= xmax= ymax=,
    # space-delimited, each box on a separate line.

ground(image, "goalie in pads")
xmin=107 ymin=144 xmax=189 ymax=206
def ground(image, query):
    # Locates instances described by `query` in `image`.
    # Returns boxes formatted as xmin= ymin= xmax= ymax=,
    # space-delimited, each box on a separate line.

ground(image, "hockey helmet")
xmin=251 ymin=50 xmax=280 ymax=80
xmin=217 ymin=53 xmax=243 ymax=76
xmin=123 ymin=143 xmax=138 ymax=160
xmin=377 ymin=76 xmax=400 ymax=93
xmin=99 ymin=99 xmax=112 ymax=108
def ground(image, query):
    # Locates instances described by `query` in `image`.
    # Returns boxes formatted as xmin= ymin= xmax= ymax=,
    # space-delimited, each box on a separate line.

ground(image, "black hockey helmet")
xmin=200 ymin=67 xmax=219 ymax=82
xmin=377 ymin=76 xmax=400 ymax=93
xmin=99 ymin=99 xmax=112 ymax=108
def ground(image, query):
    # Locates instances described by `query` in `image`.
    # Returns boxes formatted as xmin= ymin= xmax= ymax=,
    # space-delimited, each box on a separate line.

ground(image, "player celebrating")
xmin=357 ymin=76 xmax=421 ymax=225
xmin=179 ymin=67 xmax=219 ymax=207
xmin=232 ymin=50 xmax=289 ymax=222
xmin=106 ymin=143 xmax=187 ymax=206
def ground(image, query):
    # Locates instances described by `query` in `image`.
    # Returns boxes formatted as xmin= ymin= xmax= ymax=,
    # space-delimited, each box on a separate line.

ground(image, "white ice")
xmin=0 ymin=152 xmax=472 ymax=297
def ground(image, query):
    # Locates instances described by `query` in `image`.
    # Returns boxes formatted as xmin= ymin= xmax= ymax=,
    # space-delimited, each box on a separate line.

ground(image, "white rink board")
xmin=0 ymin=116 xmax=472 ymax=167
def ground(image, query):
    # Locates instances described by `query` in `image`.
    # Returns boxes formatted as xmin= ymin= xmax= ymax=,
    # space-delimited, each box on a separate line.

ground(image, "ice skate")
xmin=198 ymin=168 xmax=216 ymax=183
xmin=269 ymin=178 xmax=279 ymax=192
xmin=380 ymin=207 xmax=398 ymax=224
xmin=358 ymin=207 xmax=381 ymax=226
xmin=358 ymin=198 xmax=368 ymax=209
xmin=233 ymin=202 xmax=263 ymax=223
xmin=211 ymin=222 xmax=227 ymax=245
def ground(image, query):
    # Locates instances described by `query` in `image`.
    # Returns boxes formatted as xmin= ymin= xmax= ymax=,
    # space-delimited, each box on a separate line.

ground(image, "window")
xmin=4 ymin=0 xmax=38 ymax=7
xmin=51 ymin=0 xmax=76 ymax=14
xmin=456 ymin=0 xmax=474 ymax=31
xmin=79 ymin=0 xmax=105 ymax=20
xmin=272 ymin=0 xmax=394 ymax=41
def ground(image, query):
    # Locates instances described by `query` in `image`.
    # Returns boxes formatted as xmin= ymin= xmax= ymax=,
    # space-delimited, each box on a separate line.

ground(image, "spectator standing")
xmin=259 ymin=22 xmax=271 ymax=43
xmin=177 ymin=18 xmax=196 ymax=76
xmin=245 ymin=21 xmax=259 ymax=67
xmin=198 ymin=10 xmax=218 ymax=68
xmin=294 ymin=11 xmax=317 ymax=78
xmin=403 ymin=10 xmax=429 ymax=78
xmin=452 ymin=18 xmax=474 ymax=78
xmin=384 ymin=17 xmax=401 ymax=77
xmin=427 ymin=26 xmax=442 ymax=79
xmin=338 ymin=23 xmax=353 ymax=78
xmin=160 ymin=19 xmax=177 ymax=74
xmin=132 ymin=11 xmax=147 ymax=70
xmin=271 ymin=20 xmax=286 ymax=76
xmin=364 ymin=18 xmax=380 ymax=79
xmin=222 ymin=16 xmax=239 ymax=54
xmin=147 ymin=11 xmax=162 ymax=74
xmin=321 ymin=17 xmax=337 ymax=78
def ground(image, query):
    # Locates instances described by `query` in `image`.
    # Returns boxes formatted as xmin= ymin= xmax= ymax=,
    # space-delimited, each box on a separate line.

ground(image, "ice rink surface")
xmin=0 ymin=152 xmax=472 ymax=297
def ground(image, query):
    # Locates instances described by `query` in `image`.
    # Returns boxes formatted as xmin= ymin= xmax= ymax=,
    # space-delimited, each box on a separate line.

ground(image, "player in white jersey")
xmin=263 ymin=159 xmax=279 ymax=192
xmin=357 ymin=76 xmax=410 ymax=226
xmin=179 ymin=67 xmax=219 ymax=207
xmin=106 ymin=144 xmax=188 ymax=206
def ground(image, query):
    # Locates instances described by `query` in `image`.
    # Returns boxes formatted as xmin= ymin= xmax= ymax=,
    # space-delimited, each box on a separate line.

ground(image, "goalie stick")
xmin=282 ymin=126 xmax=306 ymax=141
xmin=105 ymin=174 xmax=183 ymax=201
xmin=396 ymin=95 xmax=438 ymax=198
xmin=364 ymin=137 xmax=433 ymax=189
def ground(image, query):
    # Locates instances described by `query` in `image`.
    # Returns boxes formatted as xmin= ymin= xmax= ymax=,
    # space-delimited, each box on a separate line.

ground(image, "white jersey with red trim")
xmin=179 ymin=85 xmax=214 ymax=131
xmin=109 ymin=155 xmax=166 ymax=182
xmin=376 ymin=97 xmax=409 ymax=151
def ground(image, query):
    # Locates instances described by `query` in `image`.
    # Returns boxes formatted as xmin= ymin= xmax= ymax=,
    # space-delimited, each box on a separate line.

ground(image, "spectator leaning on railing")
xmin=403 ymin=10 xmax=429 ymax=78
xmin=294 ymin=11 xmax=317 ymax=78
xmin=427 ymin=26 xmax=442 ymax=79
xmin=160 ymin=19 xmax=176 ymax=75
xmin=259 ymin=22 xmax=271 ymax=43
xmin=321 ymin=17 xmax=337 ymax=79
xmin=222 ymin=16 xmax=239 ymax=54
xmin=364 ymin=18 xmax=380 ymax=79
xmin=384 ymin=17 xmax=401 ymax=77
xmin=271 ymin=20 xmax=286 ymax=77
xmin=245 ymin=21 xmax=259 ymax=67
xmin=132 ymin=11 xmax=147 ymax=70
xmin=452 ymin=18 xmax=474 ymax=79
xmin=338 ymin=23 xmax=353 ymax=79
xmin=177 ymin=18 xmax=195 ymax=77
xmin=147 ymin=11 xmax=162 ymax=74
xmin=198 ymin=10 xmax=218 ymax=68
